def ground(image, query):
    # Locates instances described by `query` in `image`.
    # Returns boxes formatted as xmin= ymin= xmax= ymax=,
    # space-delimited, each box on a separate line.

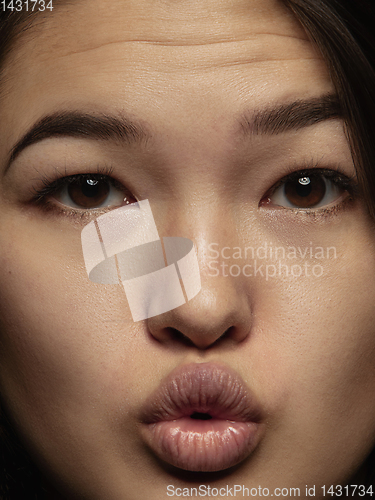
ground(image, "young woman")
xmin=0 ymin=0 xmax=374 ymax=498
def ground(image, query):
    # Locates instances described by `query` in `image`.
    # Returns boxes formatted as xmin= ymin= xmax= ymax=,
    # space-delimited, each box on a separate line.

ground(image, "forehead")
xmin=1 ymin=0 xmax=333 ymax=142
xmin=5 ymin=0 xmax=325 ymax=76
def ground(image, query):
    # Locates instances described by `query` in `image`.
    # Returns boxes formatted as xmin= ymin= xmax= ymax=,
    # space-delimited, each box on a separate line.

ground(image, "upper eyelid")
xmin=39 ymin=165 xmax=116 ymax=186
xmin=31 ymin=170 xmax=131 ymax=203
xmin=279 ymin=168 xmax=351 ymax=183
xmin=267 ymin=167 xmax=357 ymax=193
xmin=48 ymin=173 xmax=118 ymax=187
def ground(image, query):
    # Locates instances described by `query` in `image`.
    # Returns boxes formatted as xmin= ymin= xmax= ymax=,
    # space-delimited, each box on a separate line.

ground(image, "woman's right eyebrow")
xmin=5 ymin=111 xmax=150 ymax=174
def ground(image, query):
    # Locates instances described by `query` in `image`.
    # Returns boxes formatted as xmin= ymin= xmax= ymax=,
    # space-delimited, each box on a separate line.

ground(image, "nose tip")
xmin=147 ymin=280 xmax=252 ymax=349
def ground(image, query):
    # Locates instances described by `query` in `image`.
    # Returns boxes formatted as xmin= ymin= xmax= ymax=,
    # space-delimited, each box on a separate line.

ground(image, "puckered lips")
xmin=139 ymin=362 xmax=264 ymax=472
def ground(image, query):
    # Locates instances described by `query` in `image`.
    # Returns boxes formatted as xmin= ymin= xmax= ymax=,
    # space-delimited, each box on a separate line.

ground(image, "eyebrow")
xmin=5 ymin=94 xmax=343 ymax=172
xmin=6 ymin=111 xmax=149 ymax=171
xmin=241 ymin=93 xmax=343 ymax=135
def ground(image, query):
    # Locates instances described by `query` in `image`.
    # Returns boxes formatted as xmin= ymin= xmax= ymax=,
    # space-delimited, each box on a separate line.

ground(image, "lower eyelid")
xmin=34 ymin=198 xmax=120 ymax=224
xmin=259 ymin=190 xmax=354 ymax=218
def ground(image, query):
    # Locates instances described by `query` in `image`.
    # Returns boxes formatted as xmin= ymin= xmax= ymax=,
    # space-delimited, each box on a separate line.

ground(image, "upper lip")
xmin=140 ymin=362 xmax=263 ymax=424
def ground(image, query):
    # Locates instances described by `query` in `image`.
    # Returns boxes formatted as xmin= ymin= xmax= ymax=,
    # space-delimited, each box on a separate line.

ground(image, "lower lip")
xmin=142 ymin=417 xmax=260 ymax=471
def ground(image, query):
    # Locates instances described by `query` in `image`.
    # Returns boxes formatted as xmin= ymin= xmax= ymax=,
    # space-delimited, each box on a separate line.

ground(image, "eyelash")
xmin=32 ymin=165 xmax=115 ymax=201
xmin=31 ymin=165 xmax=132 ymax=217
xmin=261 ymin=167 xmax=359 ymax=213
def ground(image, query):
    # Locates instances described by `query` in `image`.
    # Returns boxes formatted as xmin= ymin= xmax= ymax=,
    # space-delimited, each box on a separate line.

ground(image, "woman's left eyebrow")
xmin=240 ymin=93 xmax=343 ymax=136
xmin=5 ymin=111 xmax=150 ymax=174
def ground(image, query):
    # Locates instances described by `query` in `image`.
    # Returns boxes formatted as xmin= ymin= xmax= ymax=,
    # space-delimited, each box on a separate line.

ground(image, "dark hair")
xmin=0 ymin=12 xmax=56 ymax=499
xmin=283 ymin=0 xmax=375 ymax=220
xmin=0 ymin=0 xmax=374 ymax=497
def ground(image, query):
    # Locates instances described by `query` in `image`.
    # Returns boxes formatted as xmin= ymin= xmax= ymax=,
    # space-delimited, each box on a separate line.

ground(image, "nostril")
xmin=190 ymin=412 xmax=212 ymax=420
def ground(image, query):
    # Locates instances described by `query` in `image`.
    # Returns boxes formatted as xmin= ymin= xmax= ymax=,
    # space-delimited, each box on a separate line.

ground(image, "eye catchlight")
xmin=81 ymin=199 xmax=201 ymax=322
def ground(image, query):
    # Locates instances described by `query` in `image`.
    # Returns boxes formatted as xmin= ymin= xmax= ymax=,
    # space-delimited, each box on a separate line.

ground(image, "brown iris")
xmin=284 ymin=175 xmax=326 ymax=208
xmin=67 ymin=178 xmax=110 ymax=208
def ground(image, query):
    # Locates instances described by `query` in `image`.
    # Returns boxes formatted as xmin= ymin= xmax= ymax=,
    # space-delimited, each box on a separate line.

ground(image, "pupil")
xmin=82 ymin=179 xmax=100 ymax=198
xmin=284 ymin=174 xmax=326 ymax=208
xmin=296 ymin=177 xmax=312 ymax=198
xmin=68 ymin=178 xmax=110 ymax=208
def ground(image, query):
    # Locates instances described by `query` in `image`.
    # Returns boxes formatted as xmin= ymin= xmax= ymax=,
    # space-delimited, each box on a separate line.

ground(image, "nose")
xmin=147 ymin=271 xmax=253 ymax=349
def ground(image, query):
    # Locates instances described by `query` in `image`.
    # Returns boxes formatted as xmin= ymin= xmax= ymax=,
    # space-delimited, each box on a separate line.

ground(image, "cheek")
xmin=257 ymin=276 xmax=375 ymax=410
xmin=242 ymin=221 xmax=375 ymax=481
xmin=248 ymin=207 xmax=375 ymax=393
xmin=0 ymin=218 xmax=145 ymax=440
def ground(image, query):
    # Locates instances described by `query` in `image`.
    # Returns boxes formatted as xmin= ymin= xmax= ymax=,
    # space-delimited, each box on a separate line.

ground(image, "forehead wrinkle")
xmin=38 ymin=29 xmax=311 ymax=59
xmin=56 ymin=33 xmax=310 ymax=59
xmin=34 ymin=36 xmax=319 ymax=76
xmin=34 ymin=0 xmax=308 ymax=46
xmin=43 ymin=56 xmax=323 ymax=79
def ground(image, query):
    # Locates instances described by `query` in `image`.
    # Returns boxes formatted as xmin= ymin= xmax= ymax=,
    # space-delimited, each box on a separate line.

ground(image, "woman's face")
xmin=0 ymin=0 xmax=375 ymax=498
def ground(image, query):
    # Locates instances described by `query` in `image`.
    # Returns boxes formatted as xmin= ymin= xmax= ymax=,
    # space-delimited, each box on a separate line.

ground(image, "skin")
xmin=0 ymin=0 xmax=375 ymax=498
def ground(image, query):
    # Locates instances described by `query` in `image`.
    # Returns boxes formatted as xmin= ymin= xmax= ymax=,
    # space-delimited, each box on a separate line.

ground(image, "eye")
xmin=57 ymin=175 xmax=133 ymax=209
xmin=260 ymin=170 xmax=352 ymax=210
xmin=34 ymin=172 xmax=136 ymax=211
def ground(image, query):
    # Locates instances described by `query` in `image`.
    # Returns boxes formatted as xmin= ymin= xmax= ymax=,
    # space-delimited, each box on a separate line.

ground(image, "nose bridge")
xmin=158 ymin=196 xmax=243 ymax=283
xmin=146 ymin=201 xmax=254 ymax=349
